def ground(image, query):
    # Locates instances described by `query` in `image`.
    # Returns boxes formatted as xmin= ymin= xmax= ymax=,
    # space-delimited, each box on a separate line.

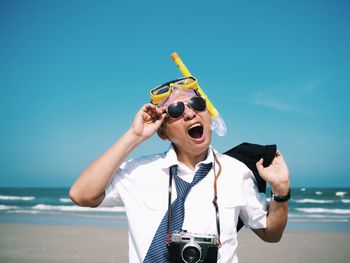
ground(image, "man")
xmin=70 ymin=76 xmax=290 ymax=263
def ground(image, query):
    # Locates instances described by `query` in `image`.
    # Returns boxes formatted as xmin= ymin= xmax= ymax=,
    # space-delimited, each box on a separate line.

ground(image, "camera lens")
xmin=181 ymin=242 xmax=201 ymax=263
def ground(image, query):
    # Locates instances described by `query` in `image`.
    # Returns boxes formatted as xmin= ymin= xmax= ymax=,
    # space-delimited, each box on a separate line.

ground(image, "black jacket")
xmin=224 ymin=142 xmax=277 ymax=231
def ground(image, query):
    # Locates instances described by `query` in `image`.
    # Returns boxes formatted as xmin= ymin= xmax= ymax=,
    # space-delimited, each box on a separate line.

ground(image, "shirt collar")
xmin=161 ymin=143 xmax=216 ymax=172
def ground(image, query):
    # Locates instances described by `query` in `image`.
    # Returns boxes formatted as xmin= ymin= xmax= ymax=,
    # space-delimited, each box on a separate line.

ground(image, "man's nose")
xmin=183 ymin=105 xmax=196 ymax=120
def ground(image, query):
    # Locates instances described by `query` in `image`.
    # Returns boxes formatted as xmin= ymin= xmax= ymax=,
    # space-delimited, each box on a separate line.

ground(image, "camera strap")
xmin=212 ymin=151 xmax=222 ymax=247
xmin=166 ymin=150 xmax=222 ymax=247
xmin=166 ymin=164 xmax=174 ymax=244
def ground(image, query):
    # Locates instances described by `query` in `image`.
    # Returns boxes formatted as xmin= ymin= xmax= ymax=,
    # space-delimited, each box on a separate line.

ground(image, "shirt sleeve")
xmin=239 ymin=169 xmax=268 ymax=229
xmin=98 ymin=169 xmax=124 ymax=207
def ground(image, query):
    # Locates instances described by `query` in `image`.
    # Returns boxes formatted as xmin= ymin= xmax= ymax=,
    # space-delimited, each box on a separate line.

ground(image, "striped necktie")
xmin=144 ymin=162 xmax=213 ymax=263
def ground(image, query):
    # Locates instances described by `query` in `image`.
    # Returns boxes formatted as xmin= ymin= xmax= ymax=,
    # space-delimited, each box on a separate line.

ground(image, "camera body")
xmin=168 ymin=230 xmax=218 ymax=263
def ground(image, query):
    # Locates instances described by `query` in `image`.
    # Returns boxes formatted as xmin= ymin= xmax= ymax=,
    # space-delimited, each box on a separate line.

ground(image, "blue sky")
xmin=1 ymin=0 xmax=349 ymax=187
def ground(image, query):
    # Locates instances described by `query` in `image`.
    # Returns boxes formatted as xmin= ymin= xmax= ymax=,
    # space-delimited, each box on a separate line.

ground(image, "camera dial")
xmin=181 ymin=241 xmax=202 ymax=263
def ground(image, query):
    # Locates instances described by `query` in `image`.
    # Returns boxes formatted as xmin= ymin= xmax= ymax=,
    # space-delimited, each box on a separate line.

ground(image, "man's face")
xmin=162 ymin=93 xmax=212 ymax=157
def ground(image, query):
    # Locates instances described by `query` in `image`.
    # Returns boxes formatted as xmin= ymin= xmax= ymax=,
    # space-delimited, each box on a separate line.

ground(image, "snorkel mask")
xmin=150 ymin=76 xmax=198 ymax=106
xmin=150 ymin=75 xmax=227 ymax=136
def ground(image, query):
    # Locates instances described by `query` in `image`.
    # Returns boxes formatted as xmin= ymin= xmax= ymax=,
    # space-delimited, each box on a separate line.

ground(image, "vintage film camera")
xmin=168 ymin=230 xmax=218 ymax=263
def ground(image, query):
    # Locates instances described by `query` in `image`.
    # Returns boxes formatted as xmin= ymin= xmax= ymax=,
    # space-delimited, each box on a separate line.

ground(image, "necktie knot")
xmin=173 ymin=162 xmax=213 ymax=198
xmin=191 ymin=162 xmax=213 ymax=186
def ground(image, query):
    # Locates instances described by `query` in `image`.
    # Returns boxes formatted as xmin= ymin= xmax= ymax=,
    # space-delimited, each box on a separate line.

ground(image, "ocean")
xmin=0 ymin=187 xmax=349 ymax=231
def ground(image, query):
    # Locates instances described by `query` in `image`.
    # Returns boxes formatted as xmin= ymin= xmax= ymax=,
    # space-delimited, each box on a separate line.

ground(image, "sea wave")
xmin=289 ymin=213 xmax=350 ymax=219
xmin=0 ymin=195 xmax=35 ymax=201
xmin=295 ymin=208 xmax=350 ymax=214
xmin=32 ymin=204 xmax=125 ymax=213
xmin=288 ymin=212 xmax=350 ymax=222
xmin=341 ymin=199 xmax=350 ymax=203
xmin=0 ymin=205 xmax=18 ymax=210
xmin=59 ymin=198 xmax=73 ymax=203
xmin=295 ymin=199 xmax=334 ymax=204
xmin=335 ymin=191 xmax=347 ymax=197
xmin=7 ymin=210 xmax=41 ymax=214
xmin=289 ymin=218 xmax=349 ymax=223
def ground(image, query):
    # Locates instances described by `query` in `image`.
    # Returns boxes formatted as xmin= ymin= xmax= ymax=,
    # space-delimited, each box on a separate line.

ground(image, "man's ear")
xmin=157 ymin=125 xmax=169 ymax=140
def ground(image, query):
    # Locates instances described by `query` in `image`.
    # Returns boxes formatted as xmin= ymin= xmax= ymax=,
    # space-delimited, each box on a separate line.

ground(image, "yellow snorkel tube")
xmin=170 ymin=52 xmax=227 ymax=136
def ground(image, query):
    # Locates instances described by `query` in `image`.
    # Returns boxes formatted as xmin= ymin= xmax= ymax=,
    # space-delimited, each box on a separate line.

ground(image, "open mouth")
xmin=188 ymin=123 xmax=204 ymax=139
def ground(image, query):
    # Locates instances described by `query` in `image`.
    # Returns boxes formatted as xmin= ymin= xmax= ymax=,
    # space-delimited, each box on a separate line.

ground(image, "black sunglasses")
xmin=166 ymin=96 xmax=207 ymax=119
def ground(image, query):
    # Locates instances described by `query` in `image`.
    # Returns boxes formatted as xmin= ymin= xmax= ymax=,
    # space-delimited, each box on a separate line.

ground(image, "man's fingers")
xmin=142 ymin=104 xmax=165 ymax=123
xmin=256 ymin=158 xmax=264 ymax=173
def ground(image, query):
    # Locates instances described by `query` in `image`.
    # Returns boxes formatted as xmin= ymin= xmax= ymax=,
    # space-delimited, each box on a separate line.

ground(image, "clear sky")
xmin=1 ymin=0 xmax=349 ymax=187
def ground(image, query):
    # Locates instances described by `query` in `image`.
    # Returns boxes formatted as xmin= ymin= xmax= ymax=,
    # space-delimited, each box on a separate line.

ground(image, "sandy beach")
xmin=0 ymin=223 xmax=349 ymax=263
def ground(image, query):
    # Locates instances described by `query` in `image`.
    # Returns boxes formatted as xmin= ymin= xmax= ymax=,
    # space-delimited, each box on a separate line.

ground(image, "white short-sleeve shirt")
xmin=99 ymin=145 xmax=267 ymax=263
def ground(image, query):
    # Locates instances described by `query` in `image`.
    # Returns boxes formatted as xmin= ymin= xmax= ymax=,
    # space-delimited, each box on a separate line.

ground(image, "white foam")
xmin=336 ymin=191 xmax=347 ymax=197
xmin=315 ymin=191 xmax=322 ymax=195
xmin=295 ymin=208 xmax=350 ymax=214
xmin=295 ymin=199 xmax=334 ymax=204
xmin=0 ymin=195 xmax=35 ymax=201
xmin=341 ymin=199 xmax=350 ymax=204
xmin=300 ymin=188 xmax=306 ymax=192
xmin=32 ymin=204 xmax=125 ymax=213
